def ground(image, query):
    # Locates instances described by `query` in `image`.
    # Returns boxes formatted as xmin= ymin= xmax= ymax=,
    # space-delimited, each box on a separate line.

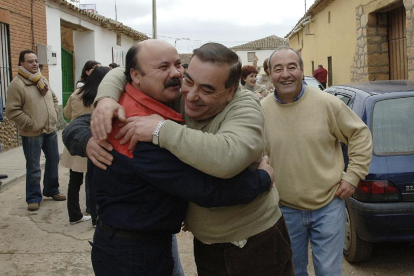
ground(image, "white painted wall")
xmin=235 ymin=49 xmax=275 ymax=71
xmin=46 ymin=0 xmax=139 ymax=104
xmin=73 ymin=30 xmax=95 ymax=84
xmin=94 ymin=29 xmax=136 ymax=68
xmin=45 ymin=5 xmax=63 ymax=103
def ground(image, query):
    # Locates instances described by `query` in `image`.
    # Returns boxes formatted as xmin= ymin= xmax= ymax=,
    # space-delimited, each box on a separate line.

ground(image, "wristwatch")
xmin=152 ymin=120 xmax=165 ymax=145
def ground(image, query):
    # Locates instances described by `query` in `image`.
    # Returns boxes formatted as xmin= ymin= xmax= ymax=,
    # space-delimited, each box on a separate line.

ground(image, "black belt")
xmin=98 ymin=220 xmax=170 ymax=241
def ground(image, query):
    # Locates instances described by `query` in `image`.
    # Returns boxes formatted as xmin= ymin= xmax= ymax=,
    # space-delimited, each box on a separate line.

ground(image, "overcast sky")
xmin=74 ymin=0 xmax=316 ymax=53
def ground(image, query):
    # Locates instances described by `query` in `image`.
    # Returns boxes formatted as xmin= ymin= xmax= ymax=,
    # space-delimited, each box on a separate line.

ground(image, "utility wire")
xmin=143 ymin=32 xmax=253 ymax=45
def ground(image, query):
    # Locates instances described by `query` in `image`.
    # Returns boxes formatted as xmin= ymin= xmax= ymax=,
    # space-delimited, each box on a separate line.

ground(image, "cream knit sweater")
xmin=261 ymin=86 xmax=373 ymax=210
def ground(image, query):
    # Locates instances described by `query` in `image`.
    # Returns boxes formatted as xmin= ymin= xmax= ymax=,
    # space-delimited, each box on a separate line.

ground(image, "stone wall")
xmin=0 ymin=106 xmax=67 ymax=153
xmin=352 ymin=0 xmax=414 ymax=82
xmin=406 ymin=0 xmax=414 ymax=79
xmin=0 ymin=118 xmax=20 ymax=151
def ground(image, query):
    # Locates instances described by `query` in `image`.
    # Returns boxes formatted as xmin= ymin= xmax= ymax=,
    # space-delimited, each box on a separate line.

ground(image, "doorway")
xmin=61 ymin=47 xmax=73 ymax=121
xmin=327 ymin=56 xmax=332 ymax=87
xmin=388 ymin=5 xmax=407 ymax=79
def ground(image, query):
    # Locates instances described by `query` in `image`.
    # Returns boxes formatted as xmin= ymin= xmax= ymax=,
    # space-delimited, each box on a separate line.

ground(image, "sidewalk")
xmin=0 ymin=130 xmax=197 ymax=275
xmin=0 ymin=130 xmax=64 ymax=189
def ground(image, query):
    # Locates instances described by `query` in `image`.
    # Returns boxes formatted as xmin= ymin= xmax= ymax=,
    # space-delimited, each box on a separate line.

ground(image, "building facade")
xmin=0 ymin=0 xmax=148 ymax=151
xmin=46 ymin=0 xmax=148 ymax=106
xmin=231 ymin=35 xmax=288 ymax=71
xmin=287 ymin=0 xmax=414 ymax=86
xmin=0 ymin=0 xmax=49 ymax=150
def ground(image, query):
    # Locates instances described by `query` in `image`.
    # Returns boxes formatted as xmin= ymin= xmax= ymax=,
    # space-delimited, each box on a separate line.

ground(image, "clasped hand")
xmin=88 ymin=98 xmax=164 ymax=169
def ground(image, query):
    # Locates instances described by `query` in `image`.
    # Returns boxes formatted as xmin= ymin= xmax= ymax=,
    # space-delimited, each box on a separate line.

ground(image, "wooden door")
xmin=327 ymin=56 xmax=332 ymax=87
xmin=388 ymin=6 xmax=407 ymax=80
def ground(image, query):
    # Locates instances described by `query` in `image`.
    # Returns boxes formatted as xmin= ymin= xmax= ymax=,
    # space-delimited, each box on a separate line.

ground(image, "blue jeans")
xmin=22 ymin=131 xmax=60 ymax=204
xmin=281 ymin=198 xmax=345 ymax=276
xmin=172 ymin=234 xmax=185 ymax=276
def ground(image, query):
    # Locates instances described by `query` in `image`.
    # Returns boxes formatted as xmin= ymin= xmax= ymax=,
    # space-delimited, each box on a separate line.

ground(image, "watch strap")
xmin=152 ymin=120 xmax=165 ymax=145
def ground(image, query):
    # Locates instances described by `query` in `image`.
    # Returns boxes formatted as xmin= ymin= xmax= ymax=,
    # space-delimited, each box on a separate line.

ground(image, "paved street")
xmin=0 ymin=131 xmax=413 ymax=275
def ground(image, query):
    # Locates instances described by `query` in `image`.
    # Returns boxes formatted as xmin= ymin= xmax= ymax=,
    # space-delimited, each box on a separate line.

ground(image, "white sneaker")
xmin=70 ymin=215 xmax=92 ymax=225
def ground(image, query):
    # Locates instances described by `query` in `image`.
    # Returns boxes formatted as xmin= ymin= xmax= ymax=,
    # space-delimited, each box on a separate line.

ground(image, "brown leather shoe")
xmin=28 ymin=203 xmax=40 ymax=211
xmin=52 ymin=193 xmax=66 ymax=201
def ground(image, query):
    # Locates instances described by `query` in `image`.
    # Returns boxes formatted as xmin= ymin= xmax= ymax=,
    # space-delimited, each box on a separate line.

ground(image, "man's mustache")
xmin=165 ymin=78 xmax=182 ymax=88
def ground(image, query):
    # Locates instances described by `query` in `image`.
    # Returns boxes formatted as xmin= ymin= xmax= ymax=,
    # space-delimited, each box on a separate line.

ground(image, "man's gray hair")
xmin=267 ymin=46 xmax=304 ymax=73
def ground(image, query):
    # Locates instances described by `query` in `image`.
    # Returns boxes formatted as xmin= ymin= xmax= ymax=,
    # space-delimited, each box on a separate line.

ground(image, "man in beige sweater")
xmin=6 ymin=50 xmax=66 ymax=211
xmin=87 ymin=42 xmax=294 ymax=276
xmin=261 ymin=46 xmax=373 ymax=276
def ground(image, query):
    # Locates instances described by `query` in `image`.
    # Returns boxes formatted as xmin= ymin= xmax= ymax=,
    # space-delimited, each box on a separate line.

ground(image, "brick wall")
xmin=0 ymin=0 xmax=49 ymax=152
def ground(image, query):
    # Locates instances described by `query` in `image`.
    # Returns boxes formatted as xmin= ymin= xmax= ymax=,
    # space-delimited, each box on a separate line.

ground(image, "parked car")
xmin=303 ymin=76 xmax=325 ymax=90
xmin=325 ymin=81 xmax=414 ymax=263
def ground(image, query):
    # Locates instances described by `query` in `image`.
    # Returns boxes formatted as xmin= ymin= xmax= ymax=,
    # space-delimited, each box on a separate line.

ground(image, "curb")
xmin=0 ymin=130 xmax=64 ymax=191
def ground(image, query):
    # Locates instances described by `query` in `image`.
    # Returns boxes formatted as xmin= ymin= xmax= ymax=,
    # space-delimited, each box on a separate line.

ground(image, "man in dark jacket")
xmin=63 ymin=40 xmax=273 ymax=276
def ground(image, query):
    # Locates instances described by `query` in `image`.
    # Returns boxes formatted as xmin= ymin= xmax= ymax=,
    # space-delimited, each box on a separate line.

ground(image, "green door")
xmin=61 ymin=47 xmax=74 ymax=121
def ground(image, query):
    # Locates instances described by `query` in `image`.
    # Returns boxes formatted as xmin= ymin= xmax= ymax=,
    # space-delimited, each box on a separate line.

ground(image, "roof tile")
xmin=51 ymin=0 xmax=149 ymax=41
xmin=231 ymin=35 xmax=288 ymax=50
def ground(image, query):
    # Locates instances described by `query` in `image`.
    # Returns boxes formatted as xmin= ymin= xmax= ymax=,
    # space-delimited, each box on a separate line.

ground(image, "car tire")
xmin=343 ymin=205 xmax=373 ymax=263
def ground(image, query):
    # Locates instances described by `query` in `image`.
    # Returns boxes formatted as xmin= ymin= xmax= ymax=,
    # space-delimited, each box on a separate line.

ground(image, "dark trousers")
xmin=194 ymin=216 xmax=295 ymax=276
xmin=67 ymin=170 xmax=97 ymax=223
xmin=67 ymin=170 xmax=84 ymax=222
xmin=91 ymin=223 xmax=173 ymax=276
xmin=321 ymin=82 xmax=327 ymax=89
xmin=84 ymin=169 xmax=97 ymax=225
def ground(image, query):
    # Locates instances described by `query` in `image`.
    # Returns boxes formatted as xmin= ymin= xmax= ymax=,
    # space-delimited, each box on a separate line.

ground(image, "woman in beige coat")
xmin=61 ymin=66 xmax=110 ymax=226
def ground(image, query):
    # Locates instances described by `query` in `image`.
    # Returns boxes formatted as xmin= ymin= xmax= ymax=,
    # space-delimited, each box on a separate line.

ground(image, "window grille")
xmin=0 ymin=23 xmax=12 ymax=108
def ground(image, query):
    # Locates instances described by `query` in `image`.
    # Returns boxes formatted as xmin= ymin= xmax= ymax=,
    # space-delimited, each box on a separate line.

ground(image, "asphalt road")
xmin=0 ymin=166 xmax=413 ymax=275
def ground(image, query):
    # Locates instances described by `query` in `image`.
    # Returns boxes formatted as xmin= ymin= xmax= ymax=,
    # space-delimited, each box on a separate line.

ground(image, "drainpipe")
xmin=152 ymin=0 xmax=157 ymax=39
xmin=31 ymin=0 xmax=35 ymax=51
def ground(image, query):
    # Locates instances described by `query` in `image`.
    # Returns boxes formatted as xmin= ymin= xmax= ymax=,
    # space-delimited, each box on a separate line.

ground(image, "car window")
xmin=335 ymin=94 xmax=352 ymax=106
xmin=372 ymin=96 xmax=414 ymax=155
xmin=304 ymin=78 xmax=323 ymax=90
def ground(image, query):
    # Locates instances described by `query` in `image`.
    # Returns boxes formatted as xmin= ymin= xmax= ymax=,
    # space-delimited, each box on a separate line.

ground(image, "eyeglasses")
xmin=25 ymin=59 xmax=39 ymax=64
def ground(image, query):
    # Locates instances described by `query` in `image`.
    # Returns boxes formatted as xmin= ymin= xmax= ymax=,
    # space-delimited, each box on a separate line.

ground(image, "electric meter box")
xmin=37 ymin=45 xmax=57 ymax=65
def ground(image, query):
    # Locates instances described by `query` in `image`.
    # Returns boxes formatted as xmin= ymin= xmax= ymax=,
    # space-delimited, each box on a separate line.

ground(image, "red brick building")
xmin=1 ymin=0 xmax=49 ymax=79
xmin=0 ymin=0 xmax=49 ymax=150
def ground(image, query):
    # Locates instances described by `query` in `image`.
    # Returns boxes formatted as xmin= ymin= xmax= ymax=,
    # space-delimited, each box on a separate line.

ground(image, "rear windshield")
xmin=305 ymin=79 xmax=322 ymax=90
xmin=372 ymin=97 xmax=414 ymax=155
